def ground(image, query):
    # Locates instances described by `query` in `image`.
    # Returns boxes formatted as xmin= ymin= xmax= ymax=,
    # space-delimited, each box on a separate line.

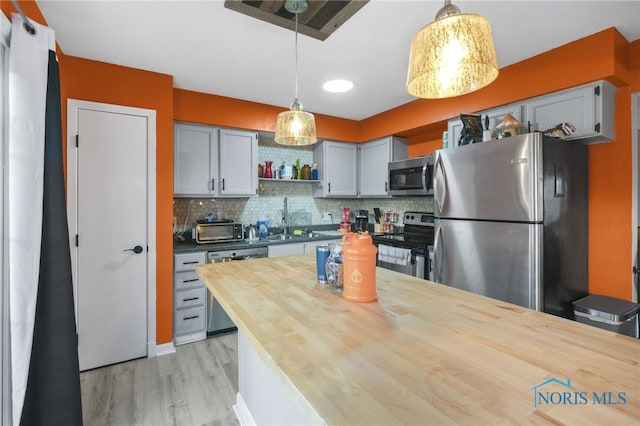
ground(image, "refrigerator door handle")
xmin=433 ymin=151 xmax=446 ymax=215
xmin=433 ymin=222 xmax=443 ymax=283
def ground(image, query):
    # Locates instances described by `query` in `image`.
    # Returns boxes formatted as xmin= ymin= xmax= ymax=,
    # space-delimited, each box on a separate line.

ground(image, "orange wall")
xmin=59 ymin=56 xmax=175 ymax=344
xmin=174 ymin=88 xmax=361 ymax=142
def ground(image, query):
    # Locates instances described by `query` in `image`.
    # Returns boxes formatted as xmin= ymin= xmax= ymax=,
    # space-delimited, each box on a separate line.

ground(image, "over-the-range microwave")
xmin=388 ymin=154 xmax=434 ymax=196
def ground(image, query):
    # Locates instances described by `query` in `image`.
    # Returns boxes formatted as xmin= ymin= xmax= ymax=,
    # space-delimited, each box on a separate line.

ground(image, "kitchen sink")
xmin=263 ymin=234 xmax=296 ymax=241
xmin=262 ymin=230 xmax=344 ymax=241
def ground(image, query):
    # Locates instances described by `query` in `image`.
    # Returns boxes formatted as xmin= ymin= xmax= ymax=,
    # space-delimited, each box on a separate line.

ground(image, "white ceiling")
xmin=35 ymin=0 xmax=640 ymax=121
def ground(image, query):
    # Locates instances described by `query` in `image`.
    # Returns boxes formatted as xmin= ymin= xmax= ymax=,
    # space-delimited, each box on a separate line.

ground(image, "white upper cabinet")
xmin=525 ymin=80 xmax=615 ymax=144
xmin=218 ymin=128 xmax=258 ymax=196
xmin=174 ymin=123 xmax=258 ymax=197
xmin=174 ymin=123 xmax=218 ymax=196
xmin=447 ymin=103 xmax=524 ymax=147
xmin=313 ymin=140 xmax=358 ymax=197
xmin=358 ymin=136 xmax=408 ymax=197
xmin=446 ymin=80 xmax=616 ymax=147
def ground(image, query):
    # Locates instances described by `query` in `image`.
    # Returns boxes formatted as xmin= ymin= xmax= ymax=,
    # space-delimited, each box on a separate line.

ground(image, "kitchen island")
xmin=196 ymin=255 xmax=639 ymax=425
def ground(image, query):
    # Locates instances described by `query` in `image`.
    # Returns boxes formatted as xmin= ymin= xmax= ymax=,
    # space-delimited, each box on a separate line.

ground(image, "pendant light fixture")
xmin=407 ymin=0 xmax=498 ymax=99
xmin=274 ymin=0 xmax=318 ymax=146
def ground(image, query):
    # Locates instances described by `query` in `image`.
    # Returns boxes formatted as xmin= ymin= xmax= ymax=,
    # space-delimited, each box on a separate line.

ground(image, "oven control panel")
xmin=403 ymin=212 xmax=434 ymax=226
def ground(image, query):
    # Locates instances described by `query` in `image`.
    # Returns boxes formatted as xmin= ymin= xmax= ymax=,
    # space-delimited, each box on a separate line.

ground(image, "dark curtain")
xmin=20 ymin=50 xmax=83 ymax=426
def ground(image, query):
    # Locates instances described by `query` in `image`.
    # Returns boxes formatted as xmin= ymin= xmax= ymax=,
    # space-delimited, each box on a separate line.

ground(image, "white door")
xmin=69 ymin=102 xmax=153 ymax=371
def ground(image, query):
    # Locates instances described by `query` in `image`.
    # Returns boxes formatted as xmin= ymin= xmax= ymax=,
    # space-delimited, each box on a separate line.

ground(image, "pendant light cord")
xmin=294 ymin=10 xmax=299 ymax=101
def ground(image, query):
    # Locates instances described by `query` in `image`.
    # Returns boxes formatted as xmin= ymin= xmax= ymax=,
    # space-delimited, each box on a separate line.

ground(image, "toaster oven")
xmin=195 ymin=220 xmax=243 ymax=244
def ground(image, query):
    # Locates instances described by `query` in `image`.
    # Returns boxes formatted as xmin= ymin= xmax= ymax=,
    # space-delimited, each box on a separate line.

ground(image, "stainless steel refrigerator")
xmin=432 ymin=132 xmax=588 ymax=318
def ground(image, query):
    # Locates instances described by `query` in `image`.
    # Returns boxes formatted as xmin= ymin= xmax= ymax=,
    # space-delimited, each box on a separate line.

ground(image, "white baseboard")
xmin=233 ymin=392 xmax=256 ymax=426
xmin=154 ymin=342 xmax=176 ymax=357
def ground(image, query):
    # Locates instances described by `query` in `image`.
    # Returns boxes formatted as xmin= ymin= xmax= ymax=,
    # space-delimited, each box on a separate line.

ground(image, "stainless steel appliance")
xmin=355 ymin=210 xmax=368 ymax=233
xmin=388 ymin=155 xmax=434 ymax=196
xmin=206 ymin=246 xmax=268 ymax=334
xmin=432 ymin=132 xmax=588 ymax=319
xmin=195 ymin=220 xmax=243 ymax=244
xmin=371 ymin=212 xmax=434 ymax=279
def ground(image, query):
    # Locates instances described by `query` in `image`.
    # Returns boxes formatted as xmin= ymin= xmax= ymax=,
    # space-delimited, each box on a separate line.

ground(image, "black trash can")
xmin=572 ymin=295 xmax=640 ymax=338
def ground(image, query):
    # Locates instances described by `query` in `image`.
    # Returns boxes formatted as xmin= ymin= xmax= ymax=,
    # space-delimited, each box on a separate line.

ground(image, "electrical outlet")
xmin=323 ymin=212 xmax=332 ymax=222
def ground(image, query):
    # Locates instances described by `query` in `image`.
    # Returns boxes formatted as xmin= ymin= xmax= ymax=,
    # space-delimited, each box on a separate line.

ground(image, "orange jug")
xmin=341 ymin=231 xmax=378 ymax=303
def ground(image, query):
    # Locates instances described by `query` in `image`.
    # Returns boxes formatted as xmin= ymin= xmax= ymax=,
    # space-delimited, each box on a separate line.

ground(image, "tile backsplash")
xmin=173 ymin=191 xmax=433 ymax=233
xmin=173 ymin=136 xmax=434 ymax=232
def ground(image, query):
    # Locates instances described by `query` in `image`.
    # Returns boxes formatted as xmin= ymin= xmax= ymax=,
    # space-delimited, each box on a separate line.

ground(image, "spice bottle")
xmin=301 ymin=164 xmax=311 ymax=180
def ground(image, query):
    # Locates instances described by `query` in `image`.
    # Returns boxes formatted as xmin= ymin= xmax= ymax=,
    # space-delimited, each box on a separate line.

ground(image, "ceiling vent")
xmin=224 ymin=0 xmax=369 ymax=41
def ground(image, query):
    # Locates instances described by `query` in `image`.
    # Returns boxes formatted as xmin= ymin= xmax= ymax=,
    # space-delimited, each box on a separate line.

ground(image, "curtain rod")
xmin=11 ymin=0 xmax=36 ymax=35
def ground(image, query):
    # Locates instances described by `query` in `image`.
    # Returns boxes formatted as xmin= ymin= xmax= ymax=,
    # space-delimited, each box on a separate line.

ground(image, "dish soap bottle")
xmin=257 ymin=215 xmax=269 ymax=238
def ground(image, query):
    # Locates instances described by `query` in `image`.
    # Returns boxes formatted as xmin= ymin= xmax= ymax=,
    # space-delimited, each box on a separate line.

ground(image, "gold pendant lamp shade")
xmin=407 ymin=0 xmax=499 ymax=99
xmin=275 ymin=99 xmax=317 ymax=146
xmin=274 ymin=0 xmax=317 ymax=146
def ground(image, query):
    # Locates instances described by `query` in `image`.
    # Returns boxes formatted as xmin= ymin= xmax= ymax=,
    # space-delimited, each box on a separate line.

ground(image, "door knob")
xmin=123 ymin=245 xmax=144 ymax=254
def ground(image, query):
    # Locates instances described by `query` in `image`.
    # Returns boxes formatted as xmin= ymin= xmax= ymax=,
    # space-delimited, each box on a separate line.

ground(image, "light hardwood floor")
xmin=80 ymin=332 xmax=240 ymax=426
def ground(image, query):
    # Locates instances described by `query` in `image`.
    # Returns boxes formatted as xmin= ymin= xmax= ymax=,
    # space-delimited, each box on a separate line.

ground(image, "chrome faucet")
xmin=282 ymin=197 xmax=288 ymax=234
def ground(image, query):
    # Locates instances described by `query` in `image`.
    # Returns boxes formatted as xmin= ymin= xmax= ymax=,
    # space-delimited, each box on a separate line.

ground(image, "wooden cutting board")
xmin=197 ymin=254 xmax=640 ymax=425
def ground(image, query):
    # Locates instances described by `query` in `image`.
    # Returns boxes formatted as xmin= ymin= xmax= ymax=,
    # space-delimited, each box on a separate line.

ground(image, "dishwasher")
xmin=206 ymin=246 xmax=268 ymax=335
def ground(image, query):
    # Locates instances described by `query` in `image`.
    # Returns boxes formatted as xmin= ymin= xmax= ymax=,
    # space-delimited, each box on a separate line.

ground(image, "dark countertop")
xmin=173 ymin=231 xmax=345 ymax=253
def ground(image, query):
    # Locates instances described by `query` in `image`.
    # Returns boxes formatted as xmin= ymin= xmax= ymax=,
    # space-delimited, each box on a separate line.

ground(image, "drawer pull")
xmin=182 ymin=261 xmax=199 ymax=265
xmin=182 ymin=278 xmax=199 ymax=283
xmin=183 ymin=297 xmax=199 ymax=302
xmin=183 ymin=315 xmax=200 ymax=321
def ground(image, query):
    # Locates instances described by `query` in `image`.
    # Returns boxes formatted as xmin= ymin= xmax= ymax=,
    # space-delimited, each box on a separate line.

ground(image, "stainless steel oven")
xmin=372 ymin=212 xmax=434 ymax=279
xmin=206 ymin=246 xmax=268 ymax=335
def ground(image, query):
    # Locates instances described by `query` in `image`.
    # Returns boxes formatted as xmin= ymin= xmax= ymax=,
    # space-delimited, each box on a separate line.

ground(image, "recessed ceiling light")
xmin=323 ymin=79 xmax=354 ymax=93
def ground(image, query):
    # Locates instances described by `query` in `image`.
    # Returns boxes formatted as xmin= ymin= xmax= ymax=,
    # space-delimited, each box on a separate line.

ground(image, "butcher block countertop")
xmin=196 ymin=255 xmax=640 ymax=425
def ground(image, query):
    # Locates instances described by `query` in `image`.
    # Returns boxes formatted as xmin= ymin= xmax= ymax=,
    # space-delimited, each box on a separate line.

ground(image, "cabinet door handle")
xmin=183 ymin=297 xmax=199 ymax=302
xmin=222 ymin=178 xmax=225 ymax=191
xmin=182 ymin=278 xmax=199 ymax=283
xmin=183 ymin=315 xmax=200 ymax=321
xmin=328 ymin=182 xmax=331 ymax=193
xmin=385 ymin=181 xmax=388 ymax=192
xmin=211 ymin=178 xmax=215 ymax=191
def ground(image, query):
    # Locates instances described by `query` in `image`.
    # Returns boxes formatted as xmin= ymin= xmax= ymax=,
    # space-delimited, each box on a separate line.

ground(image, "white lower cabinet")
xmin=268 ymin=240 xmax=342 ymax=258
xmin=303 ymin=240 xmax=341 ymax=253
xmin=268 ymin=243 xmax=305 ymax=257
xmin=174 ymin=251 xmax=207 ymax=345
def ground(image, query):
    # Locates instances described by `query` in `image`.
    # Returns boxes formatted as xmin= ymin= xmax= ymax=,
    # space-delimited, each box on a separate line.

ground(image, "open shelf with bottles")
xmin=258 ymin=178 xmax=320 ymax=183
